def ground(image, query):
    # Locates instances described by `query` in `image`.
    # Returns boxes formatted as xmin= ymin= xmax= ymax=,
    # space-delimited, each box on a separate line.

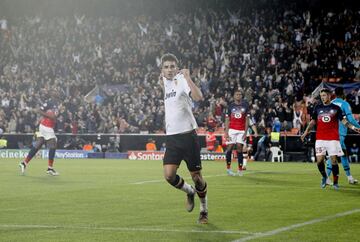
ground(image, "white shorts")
xmin=38 ymin=124 xmax=57 ymax=141
xmin=315 ymin=140 xmax=344 ymax=157
xmin=226 ymin=129 xmax=246 ymax=145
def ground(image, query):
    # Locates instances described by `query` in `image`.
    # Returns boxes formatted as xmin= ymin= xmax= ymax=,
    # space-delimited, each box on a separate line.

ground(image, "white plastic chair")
xmin=270 ymin=146 xmax=283 ymax=162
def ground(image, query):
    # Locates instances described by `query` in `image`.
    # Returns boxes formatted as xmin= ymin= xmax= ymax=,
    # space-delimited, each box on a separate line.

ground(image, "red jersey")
xmin=311 ymin=103 xmax=343 ymax=141
xmin=226 ymin=101 xmax=249 ymax=131
xmin=205 ymin=131 xmax=216 ymax=151
xmin=40 ymin=110 xmax=56 ymax=128
xmin=214 ymin=103 xmax=223 ymax=117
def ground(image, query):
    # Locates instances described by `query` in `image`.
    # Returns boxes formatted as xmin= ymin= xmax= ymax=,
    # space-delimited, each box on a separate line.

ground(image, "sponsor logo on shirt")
xmin=165 ymin=90 xmax=176 ymax=100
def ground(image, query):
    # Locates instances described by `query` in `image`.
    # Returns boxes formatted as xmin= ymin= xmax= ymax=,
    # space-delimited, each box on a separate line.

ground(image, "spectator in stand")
xmin=284 ymin=105 xmax=293 ymax=131
xmin=272 ymin=117 xmax=281 ymax=132
xmin=205 ymin=113 xmax=217 ymax=131
xmin=205 ymin=128 xmax=216 ymax=152
xmin=254 ymin=129 xmax=271 ymax=161
xmin=257 ymin=113 xmax=267 ymax=134
xmin=83 ymin=141 xmax=94 ymax=151
xmin=214 ymin=140 xmax=224 ymax=153
xmin=0 ymin=128 xmax=7 ymax=148
xmin=0 ymin=2 xmax=359 ymax=136
xmin=160 ymin=142 xmax=166 ymax=152
xmin=214 ymin=97 xmax=226 ymax=123
xmin=145 ymin=138 xmax=157 ymax=151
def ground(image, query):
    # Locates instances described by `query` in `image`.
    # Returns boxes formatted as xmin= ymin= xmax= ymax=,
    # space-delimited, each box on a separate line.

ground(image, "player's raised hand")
xmin=180 ymin=69 xmax=191 ymax=79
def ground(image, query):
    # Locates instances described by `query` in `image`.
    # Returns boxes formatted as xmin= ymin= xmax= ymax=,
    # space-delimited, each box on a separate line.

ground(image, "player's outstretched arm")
xmin=342 ymin=118 xmax=360 ymax=133
xmin=301 ymin=120 xmax=315 ymax=142
xmin=344 ymin=103 xmax=360 ymax=128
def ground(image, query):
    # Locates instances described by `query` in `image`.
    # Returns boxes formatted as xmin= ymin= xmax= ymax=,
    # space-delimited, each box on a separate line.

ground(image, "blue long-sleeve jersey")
xmin=331 ymin=97 xmax=360 ymax=136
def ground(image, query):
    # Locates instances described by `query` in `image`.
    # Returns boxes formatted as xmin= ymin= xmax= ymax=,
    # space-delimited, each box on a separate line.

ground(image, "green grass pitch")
xmin=0 ymin=158 xmax=359 ymax=242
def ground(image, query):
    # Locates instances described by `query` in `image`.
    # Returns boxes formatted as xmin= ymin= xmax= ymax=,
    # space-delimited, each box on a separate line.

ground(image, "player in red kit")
xmin=19 ymin=100 xmax=59 ymax=176
xmin=301 ymin=89 xmax=360 ymax=189
xmin=224 ymin=90 xmax=257 ymax=176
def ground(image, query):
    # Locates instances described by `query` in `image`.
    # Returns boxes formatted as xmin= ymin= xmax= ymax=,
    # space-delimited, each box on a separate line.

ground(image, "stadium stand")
xmin=0 ymin=0 xmax=359 ymax=140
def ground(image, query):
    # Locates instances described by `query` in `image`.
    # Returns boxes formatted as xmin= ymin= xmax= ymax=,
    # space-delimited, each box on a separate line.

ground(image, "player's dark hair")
xmin=233 ymin=89 xmax=243 ymax=96
xmin=334 ymin=87 xmax=344 ymax=96
xmin=320 ymin=88 xmax=331 ymax=94
xmin=160 ymin=53 xmax=179 ymax=66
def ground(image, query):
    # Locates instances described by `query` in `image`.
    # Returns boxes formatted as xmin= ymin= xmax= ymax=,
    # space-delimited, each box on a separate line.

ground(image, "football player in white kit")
xmin=160 ymin=53 xmax=208 ymax=224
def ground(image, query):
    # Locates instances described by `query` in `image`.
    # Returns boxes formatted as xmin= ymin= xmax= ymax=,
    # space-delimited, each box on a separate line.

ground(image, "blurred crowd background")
xmin=0 ymin=0 xmax=359 ymax=136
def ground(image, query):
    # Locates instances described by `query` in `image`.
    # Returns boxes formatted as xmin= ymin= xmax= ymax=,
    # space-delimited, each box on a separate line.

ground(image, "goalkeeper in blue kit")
xmin=326 ymin=87 xmax=360 ymax=185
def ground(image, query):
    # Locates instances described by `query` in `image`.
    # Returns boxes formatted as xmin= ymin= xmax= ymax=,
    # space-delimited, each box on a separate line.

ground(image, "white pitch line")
xmin=131 ymin=179 xmax=163 ymax=185
xmin=132 ymin=169 xmax=313 ymax=185
xmin=130 ymin=171 xmax=264 ymax=185
xmin=0 ymin=224 xmax=258 ymax=235
xmin=232 ymin=208 xmax=360 ymax=242
xmin=0 ymin=208 xmax=20 ymax=212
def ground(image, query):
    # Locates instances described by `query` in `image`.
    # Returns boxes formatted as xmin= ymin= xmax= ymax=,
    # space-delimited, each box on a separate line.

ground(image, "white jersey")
xmin=163 ymin=73 xmax=198 ymax=135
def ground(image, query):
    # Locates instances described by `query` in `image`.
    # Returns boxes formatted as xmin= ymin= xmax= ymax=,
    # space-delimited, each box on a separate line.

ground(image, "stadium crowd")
xmin=0 ymin=2 xmax=359 ymax=135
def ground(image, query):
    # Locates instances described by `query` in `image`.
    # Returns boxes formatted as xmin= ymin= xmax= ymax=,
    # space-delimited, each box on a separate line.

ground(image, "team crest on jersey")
xmin=241 ymin=108 xmax=245 ymax=113
xmin=234 ymin=112 xmax=242 ymax=119
xmin=329 ymin=109 xmax=335 ymax=114
xmin=321 ymin=115 xmax=331 ymax=123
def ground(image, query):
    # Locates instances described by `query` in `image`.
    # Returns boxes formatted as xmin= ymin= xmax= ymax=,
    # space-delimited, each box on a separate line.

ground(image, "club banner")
xmin=0 ymin=149 xmax=41 ymax=159
xmin=127 ymin=151 xmax=165 ymax=160
xmin=200 ymin=152 xmax=227 ymax=161
xmin=127 ymin=151 xmax=235 ymax=161
xmin=41 ymin=150 xmax=89 ymax=159
xmin=323 ymin=82 xmax=360 ymax=94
